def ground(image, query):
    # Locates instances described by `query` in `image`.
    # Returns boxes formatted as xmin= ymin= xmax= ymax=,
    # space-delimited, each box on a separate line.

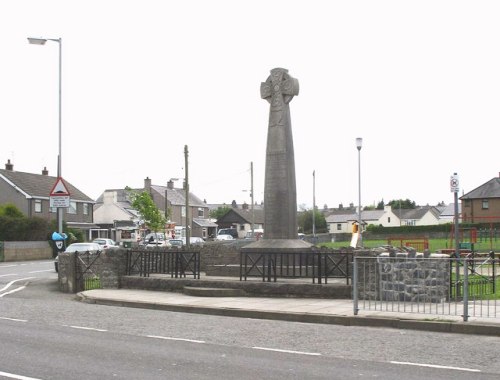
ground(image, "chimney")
xmin=144 ymin=177 xmax=152 ymax=190
xmin=167 ymin=180 xmax=174 ymax=190
xmin=42 ymin=167 xmax=49 ymax=175
xmin=242 ymin=202 xmax=249 ymax=210
xmin=5 ymin=159 xmax=13 ymax=171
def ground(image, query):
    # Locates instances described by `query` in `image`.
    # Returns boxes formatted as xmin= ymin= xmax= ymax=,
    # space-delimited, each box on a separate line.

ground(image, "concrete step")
xmin=183 ymin=286 xmax=247 ymax=297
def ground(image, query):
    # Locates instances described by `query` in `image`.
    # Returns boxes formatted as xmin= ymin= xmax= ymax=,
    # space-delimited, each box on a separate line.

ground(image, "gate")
xmin=75 ymin=251 xmax=103 ymax=292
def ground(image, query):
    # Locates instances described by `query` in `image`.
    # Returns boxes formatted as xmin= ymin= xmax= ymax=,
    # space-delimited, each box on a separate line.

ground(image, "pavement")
xmin=78 ymin=288 xmax=500 ymax=337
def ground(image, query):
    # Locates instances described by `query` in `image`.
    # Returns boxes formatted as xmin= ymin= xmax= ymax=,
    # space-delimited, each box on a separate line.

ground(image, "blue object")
xmin=51 ymin=232 xmax=67 ymax=241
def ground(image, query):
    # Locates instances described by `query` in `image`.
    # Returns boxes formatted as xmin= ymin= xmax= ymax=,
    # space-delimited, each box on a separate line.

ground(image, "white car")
xmin=92 ymin=238 xmax=118 ymax=250
xmin=215 ymin=234 xmax=234 ymax=241
xmin=55 ymin=242 xmax=102 ymax=272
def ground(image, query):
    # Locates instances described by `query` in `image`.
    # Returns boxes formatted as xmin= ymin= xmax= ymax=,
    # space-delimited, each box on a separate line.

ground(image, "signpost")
xmin=451 ymin=173 xmax=460 ymax=259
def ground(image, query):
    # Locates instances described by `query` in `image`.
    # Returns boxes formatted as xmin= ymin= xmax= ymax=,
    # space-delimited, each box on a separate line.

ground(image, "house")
xmin=326 ymin=205 xmax=400 ymax=234
xmin=460 ymin=173 xmax=500 ymax=224
xmin=398 ymin=205 xmax=441 ymax=226
xmin=215 ymin=205 xmax=265 ymax=238
xmin=94 ymin=177 xmax=217 ymax=240
xmin=436 ymin=203 xmax=462 ymax=224
xmin=0 ymin=160 xmax=96 ymax=238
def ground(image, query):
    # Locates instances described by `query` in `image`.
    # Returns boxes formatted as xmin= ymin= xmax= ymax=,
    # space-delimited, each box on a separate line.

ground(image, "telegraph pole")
xmin=184 ymin=145 xmax=190 ymax=248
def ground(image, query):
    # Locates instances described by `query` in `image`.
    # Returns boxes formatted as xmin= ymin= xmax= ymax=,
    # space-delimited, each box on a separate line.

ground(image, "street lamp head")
xmin=28 ymin=37 xmax=61 ymax=45
xmin=28 ymin=37 xmax=47 ymax=45
xmin=356 ymin=137 xmax=363 ymax=151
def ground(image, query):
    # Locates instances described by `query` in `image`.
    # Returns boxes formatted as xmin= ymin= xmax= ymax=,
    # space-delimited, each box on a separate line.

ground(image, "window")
xmin=387 ymin=217 xmax=391 ymax=223
xmin=337 ymin=224 xmax=342 ymax=230
xmin=83 ymin=203 xmax=89 ymax=215
xmin=464 ymin=199 xmax=471 ymax=208
xmin=50 ymin=207 xmax=57 ymax=213
xmin=197 ymin=207 xmax=204 ymax=217
xmin=482 ymin=200 xmax=489 ymax=210
xmin=67 ymin=201 xmax=77 ymax=214
xmin=34 ymin=199 xmax=42 ymax=213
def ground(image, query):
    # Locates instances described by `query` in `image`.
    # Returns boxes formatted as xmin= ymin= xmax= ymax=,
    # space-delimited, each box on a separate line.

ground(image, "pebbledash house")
xmin=0 ymin=160 xmax=96 ymax=238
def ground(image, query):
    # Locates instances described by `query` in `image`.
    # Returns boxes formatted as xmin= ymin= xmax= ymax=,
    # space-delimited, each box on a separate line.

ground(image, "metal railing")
xmin=126 ymin=248 xmax=200 ymax=279
xmin=240 ymin=249 xmax=352 ymax=284
xmin=353 ymin=255 xmax=499 ymax=321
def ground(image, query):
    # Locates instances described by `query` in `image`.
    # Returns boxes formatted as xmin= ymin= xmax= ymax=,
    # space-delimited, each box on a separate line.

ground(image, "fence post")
xmin=463 ymin=257 xmax=469 ymax=322
xmin=353 ymin=256 xmax=359 ymax=315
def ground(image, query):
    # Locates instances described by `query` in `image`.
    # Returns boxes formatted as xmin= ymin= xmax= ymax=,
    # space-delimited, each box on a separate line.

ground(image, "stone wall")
xmin=356 ymin=252 xmax=450 ymax=303
xmin=1 ymin=241 xmax=53 ymax=262
xmin=58 ymin=248 xmax=128 ymax=293
xmin=378 ymin=253 xmax=450 ymax=303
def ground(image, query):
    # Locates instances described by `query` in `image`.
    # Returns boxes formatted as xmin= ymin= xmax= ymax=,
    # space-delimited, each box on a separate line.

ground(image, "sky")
xmin=1 ymin=1 xmax=499 ymax=210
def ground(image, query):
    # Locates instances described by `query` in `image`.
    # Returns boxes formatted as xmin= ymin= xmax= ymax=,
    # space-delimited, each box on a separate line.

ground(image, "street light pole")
xmin=184 ymin=145 xmax=190 ymax=248
xmin=312 ymin=170 xmax=316 ymax=244
xmin=356 ymin=137 xmax=363 ymax=248
xmin=28 ymin=37 xmax=63 ymax=235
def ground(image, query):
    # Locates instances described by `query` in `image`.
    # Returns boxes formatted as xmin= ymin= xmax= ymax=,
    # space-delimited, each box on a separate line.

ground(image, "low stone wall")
xmin=356 ymin=252 xmax=450 ymax=303
xmin=378 ymin=253 xmax=450 ymax=303
xmin=1 ymin=241 xmax=53 ymax=262
xmin=58 ymin=248 xmax=128 ymax=293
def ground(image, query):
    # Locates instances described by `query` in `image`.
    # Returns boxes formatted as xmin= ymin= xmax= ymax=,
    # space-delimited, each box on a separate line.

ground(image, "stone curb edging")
xmin=77 ymin=293 xmax=500 ymax=337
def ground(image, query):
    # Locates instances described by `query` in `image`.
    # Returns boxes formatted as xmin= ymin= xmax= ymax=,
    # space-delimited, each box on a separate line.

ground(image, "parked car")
xmin=217 ymin=228 xmax=238 ymax=239
xmin=92 ymin=238 xmax=118 ymax=250
xmin=145 ymin=239 xmax=171 ymax=249
xmin=169 ymin=239 xmax=184 ymax=248
xmin=182 ymin=237 xmax=205 ymax=245
xmin=55 ymin=242 xmax=102 ymax=272
xmin=215 ymin=234 xmax=234 ymax=241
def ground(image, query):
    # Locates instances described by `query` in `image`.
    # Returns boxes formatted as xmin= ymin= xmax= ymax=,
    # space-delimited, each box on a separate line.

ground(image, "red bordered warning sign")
xmin=49 ymin=177 xmax=71 ymax=208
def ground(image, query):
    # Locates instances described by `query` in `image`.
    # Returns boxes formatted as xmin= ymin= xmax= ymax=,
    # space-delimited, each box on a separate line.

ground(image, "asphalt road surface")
xmin=0 ymin=260 xmax=499 ymax=379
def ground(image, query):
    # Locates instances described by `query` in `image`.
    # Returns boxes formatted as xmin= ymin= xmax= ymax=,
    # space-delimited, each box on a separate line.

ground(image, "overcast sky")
xmin=1 ymin=1 xmax=499 ymax=210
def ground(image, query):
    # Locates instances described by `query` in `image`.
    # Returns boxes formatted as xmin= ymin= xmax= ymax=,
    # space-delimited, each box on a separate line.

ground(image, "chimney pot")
xmin=42 ymin=167 xmax=49 ymax=175
xmin=5 ymin=159 xmax=13 ymax=171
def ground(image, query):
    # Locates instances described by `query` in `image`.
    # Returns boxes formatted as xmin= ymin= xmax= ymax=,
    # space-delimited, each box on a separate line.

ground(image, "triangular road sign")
xmin=50 ymin=177 xmax=70 ymax=196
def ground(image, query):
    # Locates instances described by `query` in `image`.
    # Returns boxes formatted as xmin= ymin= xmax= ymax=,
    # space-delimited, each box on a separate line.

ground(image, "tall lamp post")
xmin=28 ymin=37 xmax=63 ymax=235
xmin=356 ymin=137 xmax=363 ymax=247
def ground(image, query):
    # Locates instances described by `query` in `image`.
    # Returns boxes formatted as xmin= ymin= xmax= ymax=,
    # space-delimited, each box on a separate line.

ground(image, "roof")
xmin=0 ymin=169 xmax=94 ymax=202
xmin=217 ymin=208 xmax=265 ymax=225
xmin=399 ymin=206 xmax=440 ymax=220
xmin=193 ymin=218 xmax=218 ymax=228
xmin=461 ymin=176 xmax=500 ymax=200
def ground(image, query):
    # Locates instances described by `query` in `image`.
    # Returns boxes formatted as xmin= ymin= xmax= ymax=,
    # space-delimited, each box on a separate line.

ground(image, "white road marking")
xmin=28 ymin=270 xmax=53 ymax=274
xmin=0 ymin=317 xmax=28 ymax=322
xmin=0 ymin=274 xmax=18 ymax=277
xmin=147 ymin=335 xmax=205 ymax=344
xmin=0 ymin=265 xmax=18 ymax=268
xmin=0 ymin=370 xmax=42 ymax=380
xmin=252 ymin=346 xmax=321 ymax=356
xmin=66 ymin=325 xmax=108 ymax=332
xmin=0 ymin=286 xmax=27 ymax=298
xmin=0 ymin=278 xmax=35 ymax=293
xmin=390 ymin=361 xmax=481 ymax=372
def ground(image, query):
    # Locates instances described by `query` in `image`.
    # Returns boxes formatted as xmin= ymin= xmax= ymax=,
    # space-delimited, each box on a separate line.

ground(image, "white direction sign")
xmin=450 ymin=174 xmax=460 ymax=193
xmin=49 ymin=177 xmax=71 ymax=208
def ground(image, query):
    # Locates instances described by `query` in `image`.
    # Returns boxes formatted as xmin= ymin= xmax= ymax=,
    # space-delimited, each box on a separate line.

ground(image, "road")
xmin=0 ymin=260 xmax=499 ymax=379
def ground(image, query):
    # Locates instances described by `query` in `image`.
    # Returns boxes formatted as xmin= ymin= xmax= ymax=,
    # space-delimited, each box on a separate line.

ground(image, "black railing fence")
xmin=240 ymin=249 xmax=352 ymax=284
xmin=126 ymin=248 xmax=200 ymax=278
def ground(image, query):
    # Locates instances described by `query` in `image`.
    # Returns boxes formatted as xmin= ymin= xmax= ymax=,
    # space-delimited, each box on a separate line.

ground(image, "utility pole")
xmin=251 ymin=161 xmax=254 ymax=236
xmin=312 ymin=170 xmax=316 ymax=244
xmin=185 ymin=145 xmax=190 ymax=248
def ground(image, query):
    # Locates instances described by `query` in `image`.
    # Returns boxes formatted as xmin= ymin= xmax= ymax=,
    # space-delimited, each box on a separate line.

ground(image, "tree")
xmin=126 ymin=188 xmax=166 ymax=234
xmin=298 ymin=209 xmax=328 ymax=234
xmin=0 ymin=203 xmax=24 ymax=218
xmin=387 ymin=199 xmax=416 ymax=209
xmin=209 ymin=206 xmax=231 ymax=220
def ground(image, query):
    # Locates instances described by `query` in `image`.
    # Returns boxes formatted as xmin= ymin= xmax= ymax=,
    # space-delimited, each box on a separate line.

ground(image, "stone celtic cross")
xmin=260 ymin=68 xmax=299 ymax=240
